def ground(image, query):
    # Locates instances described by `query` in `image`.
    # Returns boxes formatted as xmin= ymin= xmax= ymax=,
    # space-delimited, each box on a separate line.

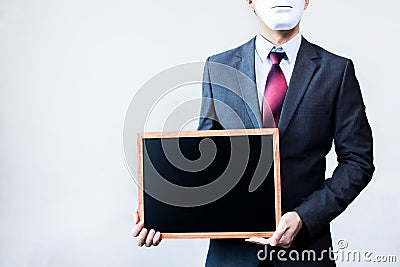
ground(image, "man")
xmin=133 ymin=0 xmax=374 ymax=266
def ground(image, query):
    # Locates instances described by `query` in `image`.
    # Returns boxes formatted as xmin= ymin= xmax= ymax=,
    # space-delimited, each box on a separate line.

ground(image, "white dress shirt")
xmin=255 ymin=32 xmax=302 ymax=111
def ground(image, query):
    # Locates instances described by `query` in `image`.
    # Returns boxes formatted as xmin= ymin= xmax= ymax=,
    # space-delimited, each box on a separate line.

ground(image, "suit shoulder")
xmin=306 ymin=40 xmax=350 ymax=66
xmin=207 ymin=38 xmax=255 ymax=64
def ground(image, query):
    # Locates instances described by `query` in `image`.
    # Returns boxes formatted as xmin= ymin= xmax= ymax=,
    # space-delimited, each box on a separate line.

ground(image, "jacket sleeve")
xmin=197 ymin=57 xmax=222 ymax=131
xmin=294 ymin=59 xmax=375 ymax=239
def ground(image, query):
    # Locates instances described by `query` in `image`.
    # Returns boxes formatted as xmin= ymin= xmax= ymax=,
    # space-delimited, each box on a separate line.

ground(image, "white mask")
xmin=252 ymin=0 xmax=306 ymax=31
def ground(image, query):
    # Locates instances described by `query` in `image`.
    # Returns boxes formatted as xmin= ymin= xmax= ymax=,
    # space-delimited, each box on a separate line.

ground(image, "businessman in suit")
xmin=133 ymin=0 xmax=374 ymax=266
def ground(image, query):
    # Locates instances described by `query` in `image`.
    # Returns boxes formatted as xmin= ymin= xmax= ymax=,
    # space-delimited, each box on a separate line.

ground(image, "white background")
xmin=1 ymin=0 xmax=399 ymax=266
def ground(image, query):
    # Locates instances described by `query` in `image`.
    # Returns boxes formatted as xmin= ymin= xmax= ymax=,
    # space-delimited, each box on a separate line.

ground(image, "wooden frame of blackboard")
xmin=137 ymin=128 xmax=281 ymax=239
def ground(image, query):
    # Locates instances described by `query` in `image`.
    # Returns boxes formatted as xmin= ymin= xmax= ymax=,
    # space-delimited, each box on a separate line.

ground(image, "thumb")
xmin=132 ymin=210 xmax=139 ymax=224
xmin=270 ymin=217 xmax=289 ymax=246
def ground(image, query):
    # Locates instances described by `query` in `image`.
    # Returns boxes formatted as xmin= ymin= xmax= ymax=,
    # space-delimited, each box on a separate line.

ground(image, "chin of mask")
xmin=253 ymin=0 xmax=305 ymax=31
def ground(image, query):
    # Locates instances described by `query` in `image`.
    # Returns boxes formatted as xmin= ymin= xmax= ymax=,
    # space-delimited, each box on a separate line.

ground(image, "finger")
xmin=277 ymin=223 xmax=299 ymax=248
xmin=137 ymin=228 xmax=148 ymax=247
xmin=277 ymin=225 xmax=298 ymax=248
xmin=270 ymin=219 xmax=289 ymax=246
xmin=153 ymin=231 xmax=162 ymax=246
xmin=145 ymin=229 xmax=156 ymax=247
xmin=276 ymin=233 xmax=291 ymax=248
xmin=132 ymin=221 xmax=144 ymax=237
xmin=245 ymin=237 xmax=270 ymax=245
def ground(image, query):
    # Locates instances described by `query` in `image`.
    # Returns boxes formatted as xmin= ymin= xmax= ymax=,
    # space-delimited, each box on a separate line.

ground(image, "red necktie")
xmin=262 ymin=52 xmax=288 ymax=128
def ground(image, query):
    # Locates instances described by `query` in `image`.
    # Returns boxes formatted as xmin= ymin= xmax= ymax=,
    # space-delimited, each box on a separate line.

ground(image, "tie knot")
xmin=269 ymin=52 xmax=286 ymax=65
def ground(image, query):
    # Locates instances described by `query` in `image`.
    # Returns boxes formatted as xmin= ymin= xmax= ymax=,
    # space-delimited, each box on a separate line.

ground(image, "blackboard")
xmin=137 ymin=129 xmax=281 ymax=239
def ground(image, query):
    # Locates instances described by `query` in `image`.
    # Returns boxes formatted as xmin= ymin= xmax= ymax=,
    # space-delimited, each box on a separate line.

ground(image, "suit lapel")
xmin=234 ymin=38 xmax=263 ymax=128
xmin=278 ymin=38 xmax=319 ymax=137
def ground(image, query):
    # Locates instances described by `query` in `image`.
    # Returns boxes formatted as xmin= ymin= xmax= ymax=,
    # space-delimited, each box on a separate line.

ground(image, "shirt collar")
xmin=255 ymin=31 xmax=302 ymax=65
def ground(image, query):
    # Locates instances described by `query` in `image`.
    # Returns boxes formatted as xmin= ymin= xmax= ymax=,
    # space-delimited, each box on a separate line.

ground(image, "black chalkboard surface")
xmin=137 ymin=129 xmax=281 ymax=239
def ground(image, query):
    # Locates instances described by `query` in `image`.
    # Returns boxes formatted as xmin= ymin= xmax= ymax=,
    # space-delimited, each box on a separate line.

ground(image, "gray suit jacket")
xmin=198 ymin=37 xmax=374 ymax=266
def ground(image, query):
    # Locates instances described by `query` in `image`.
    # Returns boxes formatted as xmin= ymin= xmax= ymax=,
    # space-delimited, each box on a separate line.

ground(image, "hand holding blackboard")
xmin=132 ymin=209 xmax=162 ymax=247
xmin=246 ymin=211 xmax=303 ymax=248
